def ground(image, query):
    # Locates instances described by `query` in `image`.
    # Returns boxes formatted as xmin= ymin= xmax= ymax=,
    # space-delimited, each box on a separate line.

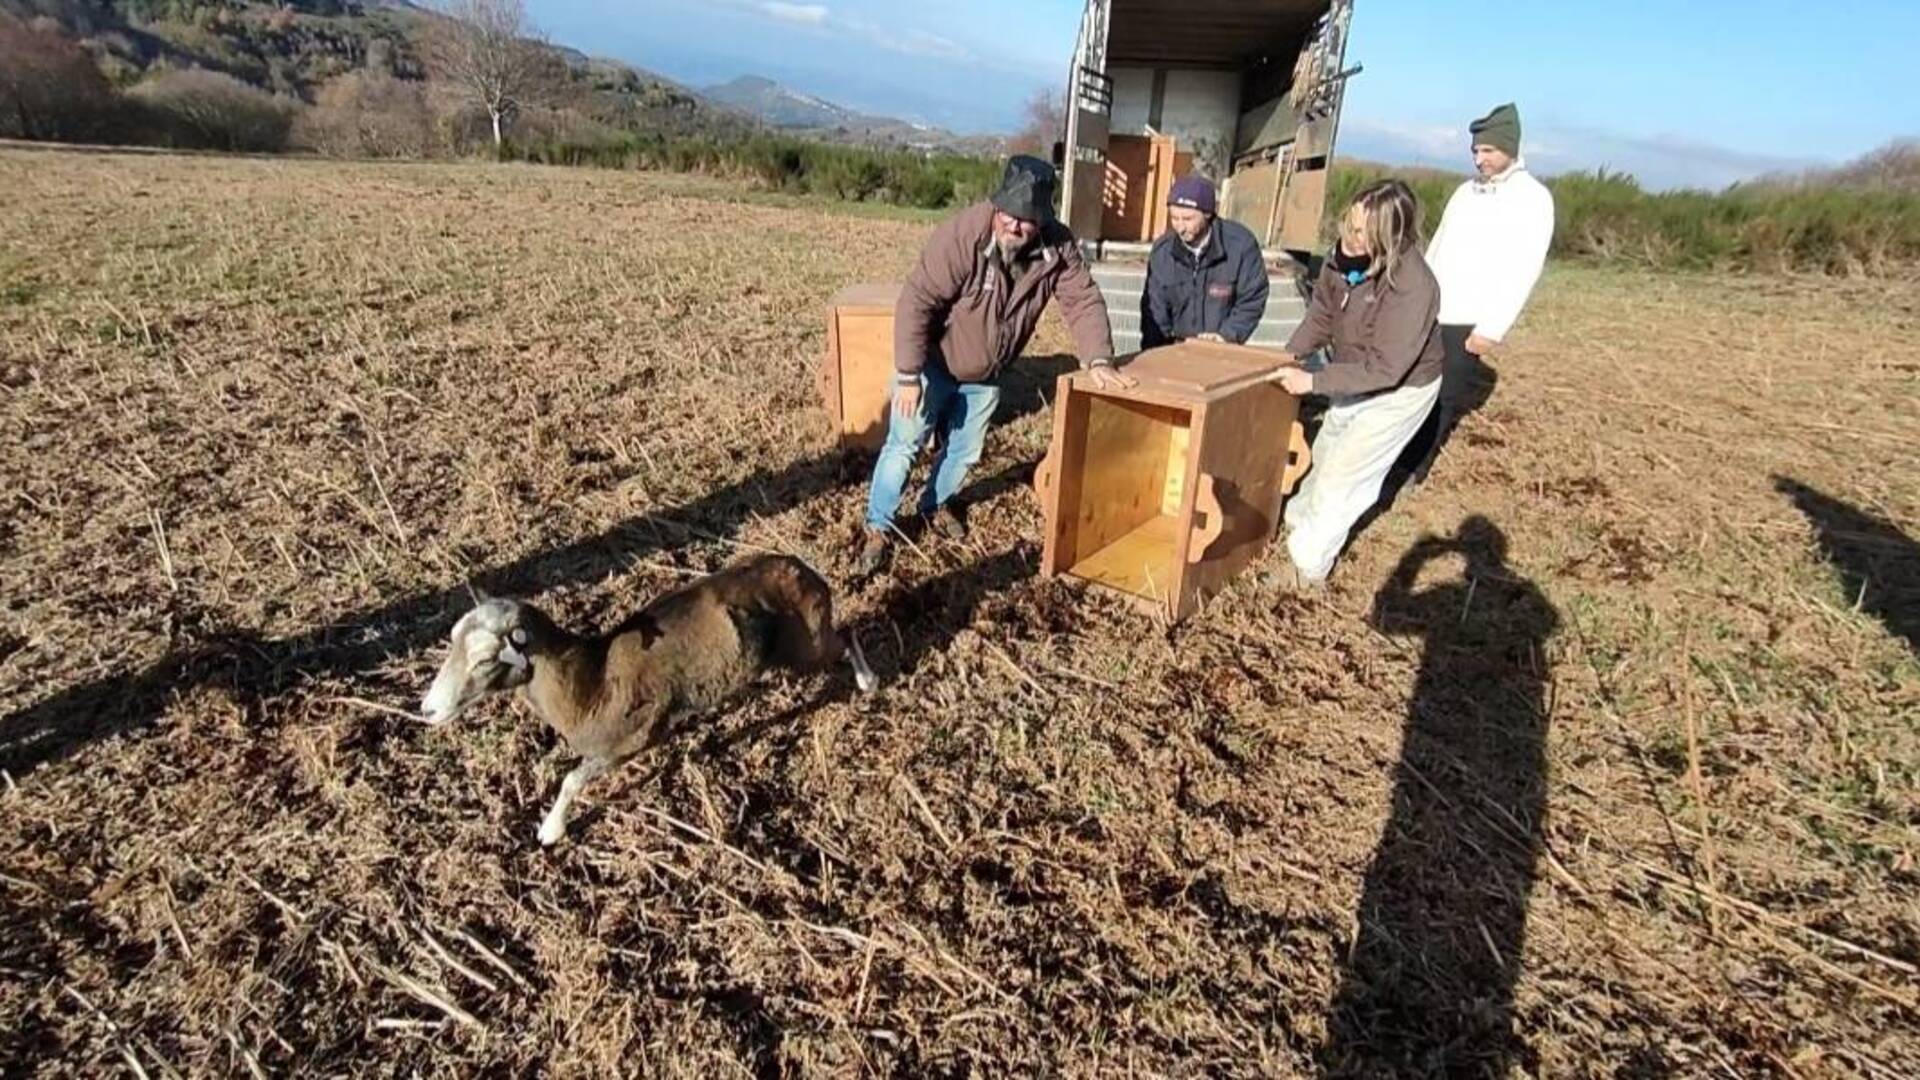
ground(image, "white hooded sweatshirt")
xmin=1425 ymin=158 xmax=1555 ymax=342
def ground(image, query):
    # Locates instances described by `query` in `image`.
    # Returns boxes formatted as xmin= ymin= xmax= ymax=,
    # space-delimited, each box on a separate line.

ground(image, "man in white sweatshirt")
xmin=1398 ymin=102 xmax=1555 ymax=484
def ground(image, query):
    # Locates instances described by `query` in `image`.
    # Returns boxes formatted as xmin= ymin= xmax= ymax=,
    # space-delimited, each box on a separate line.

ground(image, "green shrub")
xmin=1325 ymin=159 xmax=1920 ymax=275
xmin=502 ymin=131 xmax=1000 ymax=213
xmin=128 ymin=67 xmax=299 ymax=152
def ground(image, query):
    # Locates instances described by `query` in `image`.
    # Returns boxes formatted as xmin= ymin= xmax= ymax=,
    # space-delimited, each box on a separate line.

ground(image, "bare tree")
xmin=424 ymin=0 xmax=550 ymax=148
xmin=1008 ymin=87 xmax=1066 ymax=159
xmin=294 ymin=71 xmax=435 ymax=159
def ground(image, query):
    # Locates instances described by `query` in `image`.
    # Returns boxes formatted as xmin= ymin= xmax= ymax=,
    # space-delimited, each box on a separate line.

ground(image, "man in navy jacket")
xmin=1140 ymin=176 xmax=1270 ymax=348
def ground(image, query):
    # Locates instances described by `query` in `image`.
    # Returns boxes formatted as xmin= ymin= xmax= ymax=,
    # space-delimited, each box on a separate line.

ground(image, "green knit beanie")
xmin=1469 ymin=103 xmax=1521 ymax=156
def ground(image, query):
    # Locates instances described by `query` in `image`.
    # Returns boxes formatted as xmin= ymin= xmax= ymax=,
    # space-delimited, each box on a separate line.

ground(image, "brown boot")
xmin=856 ymin=530 xmax=890 ymax=577
xmin=925 ymin=506 xmax=966 ymax=542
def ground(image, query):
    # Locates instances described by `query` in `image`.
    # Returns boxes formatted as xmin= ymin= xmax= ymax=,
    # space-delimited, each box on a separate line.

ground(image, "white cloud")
xmin=762 ymin=2 xmax=828 ymax=24
xmin=697 ymin=0 xmax=829 ymax=25
xmin=698 ymin=1 xmax=976 ymax=63
xmin=842 ymin=18 xmax=972 ymax=61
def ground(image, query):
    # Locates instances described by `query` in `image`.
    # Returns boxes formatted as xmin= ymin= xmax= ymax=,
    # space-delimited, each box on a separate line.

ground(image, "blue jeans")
xmin=864 ymin=363 xmax=1001 ymax=532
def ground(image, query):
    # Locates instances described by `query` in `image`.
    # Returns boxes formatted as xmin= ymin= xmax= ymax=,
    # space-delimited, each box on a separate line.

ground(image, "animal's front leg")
xmin=847 ymin=633 xmax=878 ymax=693
xmin=538 ymin=756 xmax=610 ymax=847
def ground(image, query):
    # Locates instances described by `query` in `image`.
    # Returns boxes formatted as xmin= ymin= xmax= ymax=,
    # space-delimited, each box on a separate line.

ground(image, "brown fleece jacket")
xmin=894 ymin=201 xmax=1114 ymax=382
xmin=1285 ymin=244 xmax=1446 ymax=398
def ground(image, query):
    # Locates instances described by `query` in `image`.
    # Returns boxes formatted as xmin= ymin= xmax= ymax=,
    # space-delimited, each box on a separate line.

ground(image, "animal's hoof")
xmin=855 ymin=669 xmax=878 ymax=693
xmin=537 ymin=820 xmax=564 ymax=847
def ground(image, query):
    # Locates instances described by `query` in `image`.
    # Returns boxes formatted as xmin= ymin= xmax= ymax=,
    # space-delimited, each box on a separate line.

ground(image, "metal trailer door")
xmin=1061 ymin=0 xmax=1113 ymax=240
xmin=1276 ymin=0 xmax=1355 ymax=252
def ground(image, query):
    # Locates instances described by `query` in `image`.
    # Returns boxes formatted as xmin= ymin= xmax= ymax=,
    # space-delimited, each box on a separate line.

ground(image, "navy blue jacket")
xmin=1139 ymin=217 xmax=1270 ymax=348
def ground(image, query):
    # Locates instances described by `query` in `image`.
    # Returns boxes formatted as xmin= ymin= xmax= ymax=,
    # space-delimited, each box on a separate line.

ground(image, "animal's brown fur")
xmin=422 ymin=554 xmax=871 ymax=844
xmin=527 ymin=555 xmax=851 ymax=759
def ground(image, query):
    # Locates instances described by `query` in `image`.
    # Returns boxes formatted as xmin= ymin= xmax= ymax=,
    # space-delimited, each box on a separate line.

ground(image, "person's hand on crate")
xmin=1271 ymin=366 xmax=1313 ymax=395
xmin=1194 ymin=332 xmax=1225 ymax=343
xmin=1088 ymin=359 xmax=1136 ymax=390
xmin=893 ymin=381 xmax=922 ymax=419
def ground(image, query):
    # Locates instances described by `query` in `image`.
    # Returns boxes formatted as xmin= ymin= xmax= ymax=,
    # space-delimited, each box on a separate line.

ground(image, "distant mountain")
xmin=702 ymin=75 xmax=854 ymax=129
xmin=701 ymin=74 xmax=1006 ymax=157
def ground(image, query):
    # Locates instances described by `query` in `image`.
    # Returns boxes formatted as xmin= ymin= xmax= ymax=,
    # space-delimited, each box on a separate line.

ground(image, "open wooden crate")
xmin=815 ymin=283 xmax=902 ymax=451
xmin=1035 ymin=341 xmax=1311 ymax=622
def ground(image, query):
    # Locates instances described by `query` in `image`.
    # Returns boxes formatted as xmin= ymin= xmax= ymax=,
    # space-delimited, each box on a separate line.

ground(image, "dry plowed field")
xmin=3 ymin=147 xmax=1918 ymax=1077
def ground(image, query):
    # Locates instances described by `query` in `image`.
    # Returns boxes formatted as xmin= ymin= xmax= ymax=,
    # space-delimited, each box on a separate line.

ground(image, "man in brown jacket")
xmin=859 ymin=155 xmax=1131 ymax=576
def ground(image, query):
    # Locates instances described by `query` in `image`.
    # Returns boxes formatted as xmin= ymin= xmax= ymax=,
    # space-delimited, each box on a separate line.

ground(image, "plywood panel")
xmin=1160 ymin=424 xmax=1190 ymax=515
xmin=820 ymin=283 xmax=901 ymax=451
xmin=1277 ymin=113 xmax=1338 ymax=252
xmin=1070 ymin=395 xmax=1186 ymax=565
xmin=832 ymin=283 xmax=902 ymax=312
xmin=1183 ymin=381 xmax=1300 ymax=605
xmin=836 ymin=313 xmax=894 ymax=448
xmin=1123 ymin=339 xmax=1288 ymax=396
xmin=1147 ymin=137 xmax=1174 ymax=241
xmin=1070 ymin=515 xmax=1181 ymax=602
xmin=1045 ymin=386 xmax=1091 ymax=583
xmin=1292 ymin=113 xmax=1334 ymax=159
xmin=1222 ymin=158 xmax=1284 ymax=249
xmin=1277 ymin=161 xmax=1328 ymax=252
xmin=1102 ymin=134 xmax=1155 ymax=242
xmin=1144 ymin=141 xmax=1192 ymax=242
xmin=1235 ymin=96 xmax=1299 ymax=157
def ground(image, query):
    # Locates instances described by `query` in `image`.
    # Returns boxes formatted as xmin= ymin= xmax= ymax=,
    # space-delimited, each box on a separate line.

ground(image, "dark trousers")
xmin=1395 ymin=324 xmax=1482 ymax=483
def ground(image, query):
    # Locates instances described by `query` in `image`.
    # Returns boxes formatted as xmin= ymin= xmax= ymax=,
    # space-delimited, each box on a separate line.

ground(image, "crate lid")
xmin=1119 ymin=341 xmax=1291 ymax=397
xmin=830 ymin=282 xmax=903 ymax=311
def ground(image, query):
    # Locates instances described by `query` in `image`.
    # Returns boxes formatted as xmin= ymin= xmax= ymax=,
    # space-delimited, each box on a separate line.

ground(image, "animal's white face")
xmin=420 ymin=599 xmax=535 ymax=725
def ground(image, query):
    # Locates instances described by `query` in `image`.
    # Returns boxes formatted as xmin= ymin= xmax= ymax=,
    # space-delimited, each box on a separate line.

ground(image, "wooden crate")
xmin=1035 ymin=341 xmax=1312 ymax=622
xmin=1101 ymin=133 xmax=1192 ymax=244
xmin=816 ymin=283 xmax=902 ymax=451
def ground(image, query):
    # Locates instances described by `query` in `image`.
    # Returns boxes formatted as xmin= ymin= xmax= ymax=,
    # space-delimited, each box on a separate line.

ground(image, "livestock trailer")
xmin=1059 ymin=0 xmax=1356 ymax=353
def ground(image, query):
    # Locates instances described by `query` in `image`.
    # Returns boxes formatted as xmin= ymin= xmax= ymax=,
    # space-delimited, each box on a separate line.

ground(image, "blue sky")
xmin=528 ymin=0 xmax=1919 ymax=190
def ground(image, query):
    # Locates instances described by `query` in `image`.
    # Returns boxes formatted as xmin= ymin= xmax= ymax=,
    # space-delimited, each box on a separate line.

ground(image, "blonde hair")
xmin=1341 ymin=179 xmax=1422 ymax=290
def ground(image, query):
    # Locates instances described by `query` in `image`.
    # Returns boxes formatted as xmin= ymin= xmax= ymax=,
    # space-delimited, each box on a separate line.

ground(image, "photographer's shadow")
xmin=1320 ymin=515 xmax=1560 ymax=1076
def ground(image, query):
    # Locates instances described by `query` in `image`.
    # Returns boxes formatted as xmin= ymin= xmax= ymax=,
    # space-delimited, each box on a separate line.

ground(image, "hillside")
xmin=2 ymin=0 xmax=425 ymax=90
xmin=703 ymin=74 xmax=853 ymax=129
xmin=702 ymin=73 xmax=1008 ymax=156
xmin=0 ymin=0 xmax=758 ymax=141
xmin=0 ymin=0 xmax=1007 ymax=154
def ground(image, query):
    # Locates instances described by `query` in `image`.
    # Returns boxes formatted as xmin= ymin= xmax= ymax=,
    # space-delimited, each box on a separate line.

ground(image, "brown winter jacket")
xmin=1284 ymin=244 xmax=1445 ymax=398
xmin=894 ymin=202 xmax=1114 ymax=383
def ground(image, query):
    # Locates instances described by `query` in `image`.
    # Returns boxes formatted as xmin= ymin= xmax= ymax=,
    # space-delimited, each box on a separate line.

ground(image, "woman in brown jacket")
xmin=1268 ymin=179 xmax=1445 ymax=589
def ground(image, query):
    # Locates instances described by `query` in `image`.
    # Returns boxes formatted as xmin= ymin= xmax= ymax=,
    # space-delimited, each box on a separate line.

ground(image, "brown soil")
xmin=3 ymin=149 xmax=1918 ymax=1077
